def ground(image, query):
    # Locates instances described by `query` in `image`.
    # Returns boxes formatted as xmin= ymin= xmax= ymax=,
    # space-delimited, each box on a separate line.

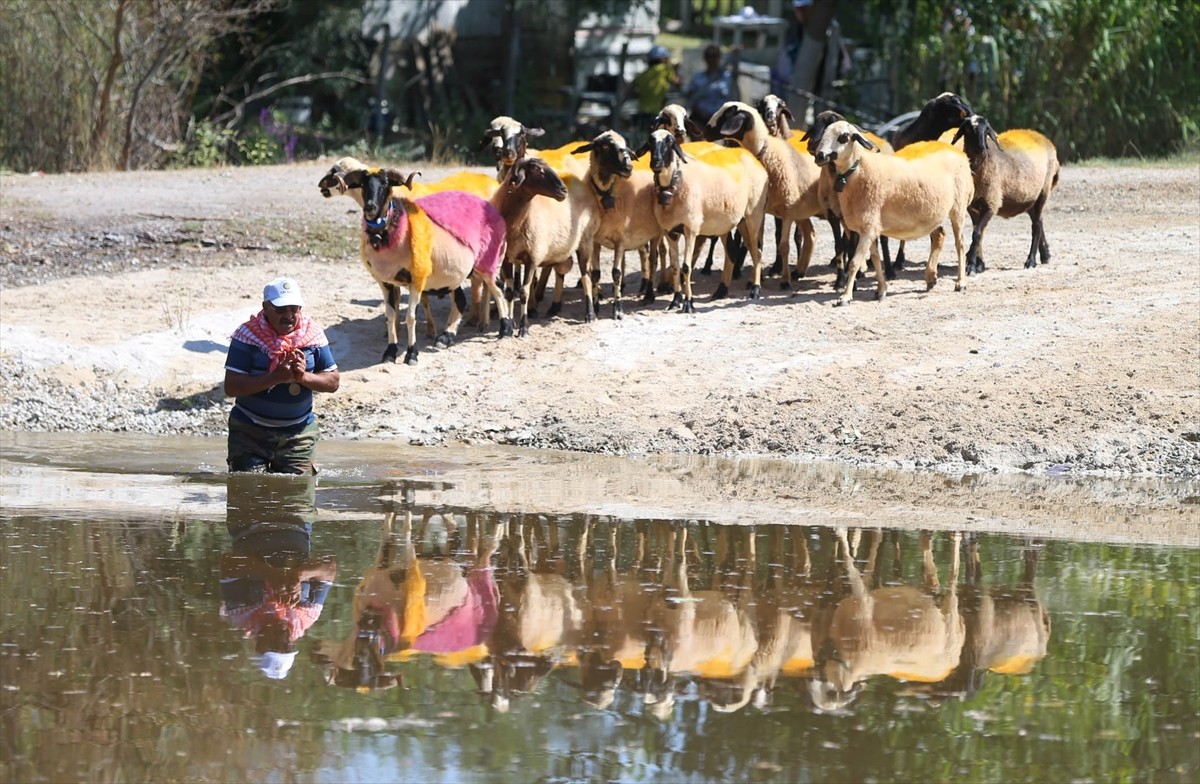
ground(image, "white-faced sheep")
xmin=570 ymin=130 xmax=663 ymax=319
xmin=813 ymin=120 xmax=974 ymax=306
xmin=319 ymin=165 xmax=513 ymax=364
xmin=491 ymin=156 xmax=597 ymax=336
xmin=951 ymin=114 xmax=1060 ymax=273
xmin=708 ymin=101 xmax=823 ymax=291
xmin=633 ymin=129 xmax=769 ymax=313
xmin=653 ymin=103 xmax=750 ymax=284
xmin=801 ymin=108 xmax=909 ymax=289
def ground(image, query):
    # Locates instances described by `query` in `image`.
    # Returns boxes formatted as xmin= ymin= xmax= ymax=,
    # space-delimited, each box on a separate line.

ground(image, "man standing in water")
xmin=224 ymin=277 xmax=340 ymax=474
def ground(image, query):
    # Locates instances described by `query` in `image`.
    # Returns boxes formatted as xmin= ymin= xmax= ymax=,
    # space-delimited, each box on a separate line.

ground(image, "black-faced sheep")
xmin=813 ymin=120 xmax=974 ymax=306
xmin=708 ymin=101 xmax=823 ymax=291
xmin=570 ymin=130 xmax=663 ymax=319
xmin=322 ymin=166 xmax=513 ymax=365
xmin=633 ymin=129 xmax=769 ymax=313
xmin=951 ymin=114 xmax=1060 ymax=273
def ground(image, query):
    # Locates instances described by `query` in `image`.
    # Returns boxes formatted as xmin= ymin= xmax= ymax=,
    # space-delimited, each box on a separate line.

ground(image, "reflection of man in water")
xmin=219 ymin=474 xmax=337 ymax=679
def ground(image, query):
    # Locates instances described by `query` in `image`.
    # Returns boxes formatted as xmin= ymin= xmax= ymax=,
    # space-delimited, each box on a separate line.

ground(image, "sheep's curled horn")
xmin=385 ymin=169 xmax=420 ymax=190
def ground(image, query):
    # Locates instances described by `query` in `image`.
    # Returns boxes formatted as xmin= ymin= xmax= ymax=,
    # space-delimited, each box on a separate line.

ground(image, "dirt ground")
xmin=1 ymin=159 xmax=1198 ymax=480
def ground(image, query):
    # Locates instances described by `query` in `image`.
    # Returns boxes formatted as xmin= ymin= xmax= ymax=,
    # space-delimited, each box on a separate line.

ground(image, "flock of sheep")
xmin=316 ymin=92 xmax=1060 ymax=365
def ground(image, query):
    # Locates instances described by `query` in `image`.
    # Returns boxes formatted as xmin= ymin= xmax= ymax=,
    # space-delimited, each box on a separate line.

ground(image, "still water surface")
xmin=1 ymin=434 xmax=1197 ymax=783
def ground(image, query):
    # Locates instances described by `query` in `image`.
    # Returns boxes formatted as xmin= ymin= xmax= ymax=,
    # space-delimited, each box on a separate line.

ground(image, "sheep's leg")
xmin=895 ymin=240 xmax=908 ymax=272
xmin=880 ymin=237 xmax=897 ymax=280
xmin=419 ymin=293 xmax=437 ymax=340
xmin=665 ymin=234 xmax=686 ymax=311
xmin=699 ymin=235 xmax=717 ymax=275
xmin=950 ymin=209 xmax=968 ymax=291
xmin=1028 ymin=192 xmax=1051 ymax=268
xmin=514 ymin=261 xmax=534 ymax=337
xmin=403 ymin=282 xmax=422 ymax=365
xmin=869 ymin=241 xmax=888 ymax=301
xmin=835 ymin=230 xmax=875 ymax=307
xmin=381 ymin=282 xmax=403 ymax=364
xmin=924 ymin=225 xmax=947 ymax=291
xmin=580 ymin=244 xmax=598 ymax=323
xmin=769 ymin=216 xmax=784 ymax=276
xmin=794 ymin=218 xmax=815 ymax=283
xmin=639 ymin=245 xmax=655 ymax=304
xmin=533 ymin=264 xmax=553 ymax=308
xmin=547 ymin=263 xmax=567 ymax=318
xmin=826 ymin=213 xmax=843 ymax=269
xmin=471 ymin=270 xmax=512 ymax=338
xmin=611 ymin=245 xmax=626 ymax=320
xmin=435 ymin=286 xmax=468 ymax=349
xmin=966 ymin=207 xmax=993 ymax=276
xmin=772 ymin=216 xmax=795 ymax=291
xmin=655 ymin=238 xmax=674 ymax=294
xmin=738 ymin=212 xmax=766 ymax=300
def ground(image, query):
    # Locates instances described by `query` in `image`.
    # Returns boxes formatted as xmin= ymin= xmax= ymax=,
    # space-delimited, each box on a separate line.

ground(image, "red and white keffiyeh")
xmin=231 ymin=311 xmax=328 ymax=371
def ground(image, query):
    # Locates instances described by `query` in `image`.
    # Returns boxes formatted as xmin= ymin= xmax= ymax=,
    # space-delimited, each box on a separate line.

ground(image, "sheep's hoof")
xmin=955 ymin=281 xmax=965 ymax=292
xmin=499 ymin=318 xmax=514 ymax=338
xmin=732 ymin=265 xmax=744 ymax=280
xmin=833 ymin=297 xmax=851 ymax=308
xmin=403 ymin=347 xmax=419 ymax=365
xmin=613 ymin=302 xmax=623 ymax=320
xmin=768 ymin=259 xmax=782 ymax=276
xmin=699 ymin=264 xmax=713 ymax=276
xmin=1026 ymin=258 xmax=1038 ymax=269
xmin=682 ymin=299 xmax=696 ymax=314
xmin=642 ymin=287 xmax=656 ymax=305
xmin=668 ymin=292 xmax=683 ymax=310
xmin=547 ymin=301 xmax=562 ymax=318
xmin=874 ymin=289 xmax=886 ymax=302
xmin=748 ymin=284 xmax=762 ymax=300
xmin=884 ymin=265 xmax=899 ymax=282
xmin=779 ymin=280 xmax=791 ymax=291
xmin=435 ymin=332 xmax=455 ymax=348
xmin=656 ymin=281 xmax=673 ymax=294
xmin=382 ymin=344 xmax=400 ymax=364
xmin=584 ymin=309 xmax=595 ymax=323
xmin=712 ymin=282 xmax=729 ymax=300
xmin=926 ymin=278 xmax=937 ymax=291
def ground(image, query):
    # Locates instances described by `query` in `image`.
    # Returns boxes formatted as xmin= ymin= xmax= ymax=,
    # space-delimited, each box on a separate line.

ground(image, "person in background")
xmin=783 ymin=0 xmax=848 ymax=125
xmin=224 ymin=276 xmax=339 ymax=475
xmin=630 ymin=44 xmax=682 ymax=135
xmin=685 ymin=43 xmax=741 ymax=129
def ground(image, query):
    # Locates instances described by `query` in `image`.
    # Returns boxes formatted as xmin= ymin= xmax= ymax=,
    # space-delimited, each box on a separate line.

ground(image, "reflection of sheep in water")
xmin=931 ymin=537 xmax=1051 ymax=698
xmin=808 ymin=528 xmax=963 ymax=712
xmin=311 ymin=510 xmax=501 ymax=691
xmin=472 ymin=515 xmax=584 ymax=712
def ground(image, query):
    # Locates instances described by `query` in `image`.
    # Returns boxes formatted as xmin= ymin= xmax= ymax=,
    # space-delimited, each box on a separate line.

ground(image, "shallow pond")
xmin=1 ymin=433 xmax=1197 ymax=783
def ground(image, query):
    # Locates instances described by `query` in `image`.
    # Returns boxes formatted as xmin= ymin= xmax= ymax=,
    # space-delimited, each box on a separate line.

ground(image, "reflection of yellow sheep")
xmin=813 ymin=120 xmax=974 ymax=306
xmin=951 ymin=114 xmax=1060 ymax=274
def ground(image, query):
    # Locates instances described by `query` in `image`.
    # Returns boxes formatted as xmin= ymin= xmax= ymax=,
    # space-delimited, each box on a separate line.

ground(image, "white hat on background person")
xmin=263 ymin=277 xmax=304 ymax=308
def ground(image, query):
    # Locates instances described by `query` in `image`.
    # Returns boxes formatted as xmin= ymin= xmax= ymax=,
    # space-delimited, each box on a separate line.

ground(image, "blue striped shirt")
xmin=225 ymin=339 xmax=337 ymax=429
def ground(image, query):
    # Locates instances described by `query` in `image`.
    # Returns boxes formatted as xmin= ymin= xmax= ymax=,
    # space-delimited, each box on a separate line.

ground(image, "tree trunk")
xmin=89 ymin=0 xmax=131 ymax=169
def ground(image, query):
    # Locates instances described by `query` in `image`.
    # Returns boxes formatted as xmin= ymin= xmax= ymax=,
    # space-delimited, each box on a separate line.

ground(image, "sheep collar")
xmin=656 ymin=166 xmax=682 ymax=206
xmin=364 ymin=198 xmax=399 ymax=250
xmin=833 ymin=161 xmax=860 ymax=192
xmin=589 ymin=175 xmax=617 ymax=210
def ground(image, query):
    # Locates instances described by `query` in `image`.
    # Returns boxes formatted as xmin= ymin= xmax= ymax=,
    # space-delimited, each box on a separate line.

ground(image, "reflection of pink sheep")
xmin=313 ymin=511 xmax=502 ymax=690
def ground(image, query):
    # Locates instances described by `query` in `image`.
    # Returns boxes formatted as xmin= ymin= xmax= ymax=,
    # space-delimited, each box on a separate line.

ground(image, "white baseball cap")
xmin=258 ymin=650 xmax=298 ymax=680
xmin=263 ymin=277 xmax=304 ymax=308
